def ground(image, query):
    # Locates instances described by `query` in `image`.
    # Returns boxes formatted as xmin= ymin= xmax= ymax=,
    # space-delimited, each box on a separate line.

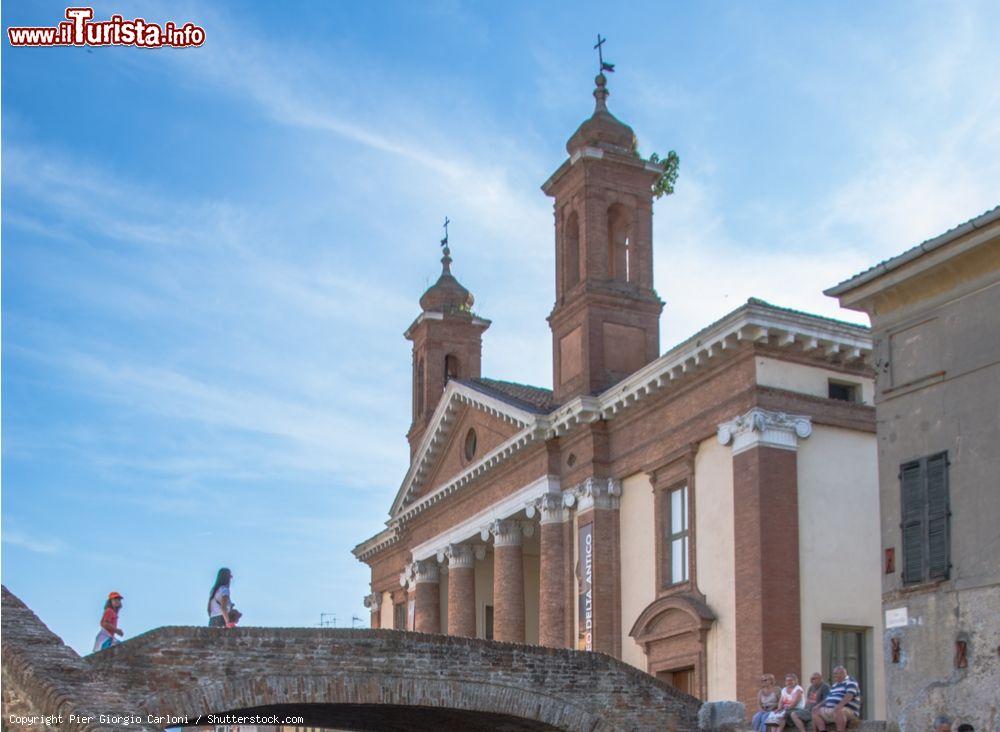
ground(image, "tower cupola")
xmin=405 ymin=226 xmax=490 ymax=458
xmin=419 ymin=243 xmax=475 ymax=314
xmin=542 ymin=66 xmax=665 ymax=402
xmin=565 ymin=73 xmax=637 ymax=156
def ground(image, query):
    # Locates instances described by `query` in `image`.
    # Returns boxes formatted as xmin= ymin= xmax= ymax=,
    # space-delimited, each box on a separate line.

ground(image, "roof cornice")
xmin=574 ymin=300 xmax=871 ymax=426
xmin=403 ymin=311 xmax=491 ymax=340
xmin=825 ymin=204 xmax=1000 ymax=298
xmin=541 ymin=146 xmax=662 ymax=196
xmin=357 ymin=300 xmax=874 ymax=561
xmin=352 ymin=525 xmax=400 ymax=562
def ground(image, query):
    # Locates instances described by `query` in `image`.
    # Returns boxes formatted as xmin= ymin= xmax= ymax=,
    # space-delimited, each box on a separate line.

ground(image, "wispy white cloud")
xmin=4 ymin=142 xmax=413 ymax=500
xmin=153 ymin=3 xmax=552 ymax=252
xmin=2 ymin=530 xmax=67 ymax=555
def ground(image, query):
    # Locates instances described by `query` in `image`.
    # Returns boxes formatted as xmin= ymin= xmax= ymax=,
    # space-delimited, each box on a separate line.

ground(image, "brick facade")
xmin=577 ymin=505 xmax=622 ymax=658
xmin=354 ymin=72 xmax=878 ymax=720
xmin=446 ymin=566 xmax=475 ymax=638
xmin=732 ymin=445 xmax=801 ymax=710
xmin=492 ymin=520 xmax=526 ymax=643
xmin=538 ymin=508 xmax=568 ymax=647
xmin=412 ymin=576 xmax=440 ymax=634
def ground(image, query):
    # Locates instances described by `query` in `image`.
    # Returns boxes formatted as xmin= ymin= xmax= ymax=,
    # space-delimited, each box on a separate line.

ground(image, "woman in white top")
xmin=766 ymin=673 xmax=804 ymax=728
xmin=208 ymin=567 xmax=234 ymax=628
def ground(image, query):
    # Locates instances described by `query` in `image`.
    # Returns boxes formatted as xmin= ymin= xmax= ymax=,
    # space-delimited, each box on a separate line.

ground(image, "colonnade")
xmin=367 ymin=478 xmax=623 ymax=651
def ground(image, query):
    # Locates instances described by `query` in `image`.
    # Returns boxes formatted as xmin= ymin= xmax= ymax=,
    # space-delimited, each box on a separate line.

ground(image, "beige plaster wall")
xmin=619 ymin=472 xmax=657 ymax=671
xmin=797 ymin=425 xmax=884 ymax=719
xmin=756 ymin=356 xmax=875 ymax=405
xmin=475 ymin=551 xmax=494 ymax=638
xmin=695 ymin=435 xmax=737 ymax=701
xmin=379 ymin=590 xmax=393 ymax=629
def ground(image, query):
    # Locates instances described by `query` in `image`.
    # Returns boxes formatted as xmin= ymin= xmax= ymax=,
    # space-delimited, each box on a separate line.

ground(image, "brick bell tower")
xmin=542 ymin=72 xmax=664 ymax=402
xmin=405 ymin=231 xmax=490 ymax=458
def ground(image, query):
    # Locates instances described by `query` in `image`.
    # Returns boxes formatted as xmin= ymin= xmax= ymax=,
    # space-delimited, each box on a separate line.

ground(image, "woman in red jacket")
xmin=93 ymin=591 xmax=124 ymax=651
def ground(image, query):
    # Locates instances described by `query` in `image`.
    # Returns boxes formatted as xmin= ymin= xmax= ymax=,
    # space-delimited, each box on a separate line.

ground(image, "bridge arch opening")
xmin=181 ymin=702 xmax=561 ymax=731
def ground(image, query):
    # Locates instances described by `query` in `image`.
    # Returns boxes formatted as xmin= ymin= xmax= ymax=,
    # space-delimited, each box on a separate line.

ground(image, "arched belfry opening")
xmin=563 ymin=209 xmax=581 ymax=291
xmin=414 ymin=357 xmax=425 ymax=419
xmin=445 ymin=354 xmax=461 ymax=383
xmin=607 ymin=203 xmax=632 ymax=284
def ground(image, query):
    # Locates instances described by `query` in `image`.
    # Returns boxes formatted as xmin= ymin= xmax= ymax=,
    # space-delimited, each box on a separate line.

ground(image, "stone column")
xmin=444 ymin=544 xmax=476 ymax=638
xmin=536 ymin=493 xmax=570 ymax=647
xmin=364 ymin=592 xmax=382 ymax=629
xmin=489 ymin=519 xmax=525 ymax=643
xmin=569 ymin=477 xmax=623 ymax=657
xmin=718 ymin=408 xmax=811 ymax=711
xmin=410 ymin=559 xmax=440 ymax=634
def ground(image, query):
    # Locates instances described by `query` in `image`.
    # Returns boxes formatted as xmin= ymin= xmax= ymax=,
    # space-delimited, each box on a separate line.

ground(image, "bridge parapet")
xmin=3 ymin=585 xmax=701 ymax=731
xmin=1 ymin=586 xmax=160 ymax=732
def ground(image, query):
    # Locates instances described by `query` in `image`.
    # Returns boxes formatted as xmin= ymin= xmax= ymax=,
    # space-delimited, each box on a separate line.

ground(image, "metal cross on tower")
xmin=440 ymin=217 xmax=450 ymax=248
xmin=594 ymin=34 xmax=615 ymax=74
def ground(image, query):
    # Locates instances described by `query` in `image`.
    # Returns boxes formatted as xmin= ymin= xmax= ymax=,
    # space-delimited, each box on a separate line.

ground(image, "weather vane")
xmin=594 ymin=34 xmax=615 ymax=74
xmin=440 ymin=217 xmax=450 ymax=249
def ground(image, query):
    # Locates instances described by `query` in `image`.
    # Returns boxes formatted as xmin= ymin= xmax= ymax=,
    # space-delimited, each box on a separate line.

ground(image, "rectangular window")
xmin=484 ymin=604 xmax=494 ymax=640
xmin=666 ymin=485 xmax=689 ymax=585
xmin=656 ymin=667 xmax=695 ymax=696
xmin=393 ymin=602 xmax=405 ymax=630
xmin=828 ymin=380 xmax=859 ymax=402
xmin=822 ymin=625 xmax=868 ymax=719
xmin=900 ymin=452 xmax=950 ymax=584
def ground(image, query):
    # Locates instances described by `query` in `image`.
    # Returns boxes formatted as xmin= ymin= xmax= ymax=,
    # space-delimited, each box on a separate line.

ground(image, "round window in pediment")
xmin=464 ymin=428 xmax=478 ymax=462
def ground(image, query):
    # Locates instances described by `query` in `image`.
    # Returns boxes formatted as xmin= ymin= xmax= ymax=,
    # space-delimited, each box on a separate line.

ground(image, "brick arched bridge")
xmin=2 ymin=586 xmax=699 ymax=731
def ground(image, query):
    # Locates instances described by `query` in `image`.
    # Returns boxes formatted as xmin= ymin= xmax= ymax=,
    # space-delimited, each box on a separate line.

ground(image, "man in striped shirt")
xmin=813 ymin=665 xmax=862 ymax=731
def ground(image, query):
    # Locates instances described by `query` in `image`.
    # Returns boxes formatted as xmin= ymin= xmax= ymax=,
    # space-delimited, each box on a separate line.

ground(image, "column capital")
xmin=401 ymin=558 xmax=440 ymax=588
xmin=413 ymin=558 xmax=439 ymax=584
xmin=526 ymin=493 xmax=570 ymax=524
xmin=363 ymin=592 xmax=382 ymax=611
xmin=442 ymin=543 xmax=475 ymax=569
xmin=483 ymin=518 xmax=527 ymax=547
xmin=717 ymin=407 xmax=812 ymax=455
xmin=566 ymin=477 xmax=622 ymax=512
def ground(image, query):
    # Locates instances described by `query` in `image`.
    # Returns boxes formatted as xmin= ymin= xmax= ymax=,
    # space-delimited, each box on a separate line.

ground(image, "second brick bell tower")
xmin=542 ymin=72 xmax=665 ymax=402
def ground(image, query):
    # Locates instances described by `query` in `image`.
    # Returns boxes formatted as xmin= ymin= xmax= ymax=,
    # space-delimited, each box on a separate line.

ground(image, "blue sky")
xmin=3 ymin=1 xmax=998 ymax=654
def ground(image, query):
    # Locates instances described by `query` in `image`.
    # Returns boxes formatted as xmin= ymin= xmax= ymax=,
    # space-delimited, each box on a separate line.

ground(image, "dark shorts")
xmin=790 ymin=708 xmax=812 ymax=722
xmin=209 ymin=615 xmax=226 ymax=627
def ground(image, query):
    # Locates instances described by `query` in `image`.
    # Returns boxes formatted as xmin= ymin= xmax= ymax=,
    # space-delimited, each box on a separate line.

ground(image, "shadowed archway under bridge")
xmin=1 ymin=586 xmax=700 ymax=731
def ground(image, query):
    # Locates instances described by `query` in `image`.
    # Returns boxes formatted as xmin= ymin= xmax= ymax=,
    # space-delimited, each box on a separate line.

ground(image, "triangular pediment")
xmin=389 ymin=380 xmax=541 ymax=517
xmin=416 ymin=403 xmax=522 ymax=500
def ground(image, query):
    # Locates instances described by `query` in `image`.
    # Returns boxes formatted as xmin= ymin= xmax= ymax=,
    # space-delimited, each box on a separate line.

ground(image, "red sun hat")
xmin=108 ymin=591 xmax=124 ymax=600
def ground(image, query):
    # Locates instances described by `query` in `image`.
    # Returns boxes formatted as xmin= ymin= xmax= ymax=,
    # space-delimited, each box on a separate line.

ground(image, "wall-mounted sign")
xmin=885 ymin=607 xmax=908 ymax=629
xmin=577 ymin=522 xmax=593 ymax=651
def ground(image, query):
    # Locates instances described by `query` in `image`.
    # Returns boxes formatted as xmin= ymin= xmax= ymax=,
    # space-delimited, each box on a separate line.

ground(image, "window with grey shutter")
xmin=900 ymin=452 xmax=950 ymax=584
xmin=900 ymin=462 xmax=924 ymax=583
xmin=926 ymin=454 xmax=950 ymax=578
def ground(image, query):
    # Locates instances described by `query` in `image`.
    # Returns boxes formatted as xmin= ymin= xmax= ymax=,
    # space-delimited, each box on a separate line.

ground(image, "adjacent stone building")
xmin=826 ymin=206 xmax=1000 ymax=731
xmin=355 ymin=73 xmax=887 ymax=718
